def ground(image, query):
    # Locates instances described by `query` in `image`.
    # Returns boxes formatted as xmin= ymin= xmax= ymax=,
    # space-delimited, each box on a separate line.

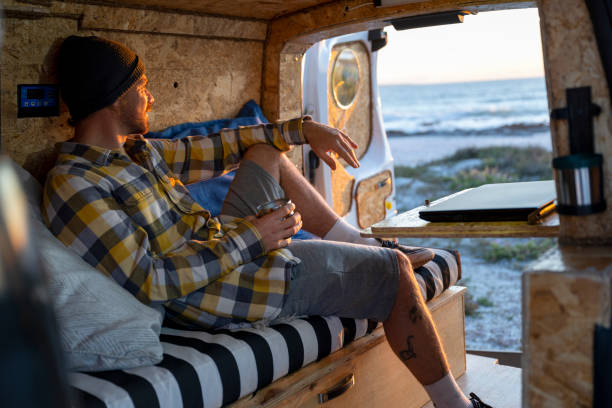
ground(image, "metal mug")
xmin=553 ymin=153 xmax=606 ymax=215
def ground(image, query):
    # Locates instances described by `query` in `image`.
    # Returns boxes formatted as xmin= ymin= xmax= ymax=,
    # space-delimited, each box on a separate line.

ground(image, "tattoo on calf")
xmin=399 ymin=335 xmax=417 ymax=361
xmin=409 ymin=305 xmax=423 ymax=324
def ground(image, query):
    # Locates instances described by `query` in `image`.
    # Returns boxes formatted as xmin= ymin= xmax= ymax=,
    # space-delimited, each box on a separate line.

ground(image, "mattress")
xmin=69 ymin=247 xmax=461 ymax=408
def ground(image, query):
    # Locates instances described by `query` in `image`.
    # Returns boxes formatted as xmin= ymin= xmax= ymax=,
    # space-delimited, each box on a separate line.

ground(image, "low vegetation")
xmin=447 ymin=167 xmax=513 ymax=191
xmin=476 ymin=238 xmax=556 ymax=263
xmin=395 ymin=145 xmax=553 ymax=205
xmin=394 ymin=146 xmax=556 ymax=322
xmin=464 ymin=292 xmax=480 ymax=317
xmin=476 ymin=296 xmax=495 ymax=307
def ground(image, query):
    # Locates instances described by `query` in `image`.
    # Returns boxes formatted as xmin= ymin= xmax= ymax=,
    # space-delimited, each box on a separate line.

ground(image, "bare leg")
xmin=243 ymin=145 xmax=338 ymax=237
xmin=384 ymin=249 xmax=449 ymax=384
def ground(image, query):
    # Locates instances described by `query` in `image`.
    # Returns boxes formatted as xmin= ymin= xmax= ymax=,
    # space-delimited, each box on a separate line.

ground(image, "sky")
xmin=377 ymin=8 xmax=545 ymax=85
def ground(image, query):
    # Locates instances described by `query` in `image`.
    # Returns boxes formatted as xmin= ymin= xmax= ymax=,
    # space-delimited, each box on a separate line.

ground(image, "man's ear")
xmin=107 ymin=98 xmax=123 ymax=115
xmin=110 ymin=97 xmax=122 ymax=110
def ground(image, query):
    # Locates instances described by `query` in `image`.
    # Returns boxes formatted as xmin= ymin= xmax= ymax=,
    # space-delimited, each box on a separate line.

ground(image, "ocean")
xmin=380 ymin=77 xmax=552 ymax=167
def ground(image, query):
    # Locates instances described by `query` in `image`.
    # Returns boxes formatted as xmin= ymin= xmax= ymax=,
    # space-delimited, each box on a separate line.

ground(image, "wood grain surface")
xmin=362 ymin=191 xmax=560 ymax=238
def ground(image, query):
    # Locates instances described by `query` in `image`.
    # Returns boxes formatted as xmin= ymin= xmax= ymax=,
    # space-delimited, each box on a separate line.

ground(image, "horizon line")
xmin=379 ymin=76 xmax=545 ymax=87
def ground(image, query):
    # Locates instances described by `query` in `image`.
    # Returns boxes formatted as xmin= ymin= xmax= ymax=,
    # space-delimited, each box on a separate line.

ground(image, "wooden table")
xmin=361 ymin=191 xmax=559 ymax=239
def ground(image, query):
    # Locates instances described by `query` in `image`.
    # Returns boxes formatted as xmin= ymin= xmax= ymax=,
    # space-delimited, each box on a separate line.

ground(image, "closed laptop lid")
xmin=419 ymin=180 xmax=556 ymax=222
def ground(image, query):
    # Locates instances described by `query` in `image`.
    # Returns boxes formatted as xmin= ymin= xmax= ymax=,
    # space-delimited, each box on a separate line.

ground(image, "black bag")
xmin=594 ymin=313 xmax=612 ymax=407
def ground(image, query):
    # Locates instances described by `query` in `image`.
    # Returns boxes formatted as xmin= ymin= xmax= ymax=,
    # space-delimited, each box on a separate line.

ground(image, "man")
xmin=43 ymin=35 xmax=491 ymax=408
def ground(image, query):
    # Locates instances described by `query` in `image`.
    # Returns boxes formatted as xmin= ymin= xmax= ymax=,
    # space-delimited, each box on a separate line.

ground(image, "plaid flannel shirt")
xmin=42 ymin=118 xmax=307 ymax=328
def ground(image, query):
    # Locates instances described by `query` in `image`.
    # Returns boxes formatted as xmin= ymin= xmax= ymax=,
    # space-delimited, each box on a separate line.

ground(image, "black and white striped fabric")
xmin=69 ymin=317 xmax=376 ymax=407
xmin=415 ymin=248 xmax=461 ymax=302
xmin=69 ymin=248 xmax=460 ymax=408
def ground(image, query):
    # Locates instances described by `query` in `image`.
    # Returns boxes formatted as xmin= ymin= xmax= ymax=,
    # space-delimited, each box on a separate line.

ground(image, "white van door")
xmin=302 ymin=30 xmax=396 ymax=229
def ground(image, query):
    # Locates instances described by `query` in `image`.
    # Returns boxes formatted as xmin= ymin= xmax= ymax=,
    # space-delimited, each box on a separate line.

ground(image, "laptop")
xmin=418 ymin=180 xmax=556 ymax=222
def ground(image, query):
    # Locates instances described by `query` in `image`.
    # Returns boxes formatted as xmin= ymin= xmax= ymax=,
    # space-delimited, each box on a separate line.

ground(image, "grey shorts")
xmin=221 ymin=159 xmax=400 ymax=322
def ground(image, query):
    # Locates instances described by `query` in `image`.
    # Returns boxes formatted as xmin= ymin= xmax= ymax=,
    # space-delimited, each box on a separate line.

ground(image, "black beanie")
xmin=58 ymin=36 xmax=145 ymax=122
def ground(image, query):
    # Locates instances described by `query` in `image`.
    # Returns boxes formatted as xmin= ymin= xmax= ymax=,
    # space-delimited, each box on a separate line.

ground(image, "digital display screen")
xmin=26 ymin=88 xmax=45 ymax=100
xmin=17 ymin=84 xmax=59 ymax=117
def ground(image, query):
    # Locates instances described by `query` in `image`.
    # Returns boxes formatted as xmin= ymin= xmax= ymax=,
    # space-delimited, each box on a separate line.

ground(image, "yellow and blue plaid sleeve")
xmin=148 ymin=117 xmax=307 ymax=184
xmin=42 ymin=172 xmax=265 ymax=304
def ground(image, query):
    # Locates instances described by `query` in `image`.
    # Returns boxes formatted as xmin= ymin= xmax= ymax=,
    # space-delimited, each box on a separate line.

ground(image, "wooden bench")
xmin=231 ymin=286 xmax=467 ymax=407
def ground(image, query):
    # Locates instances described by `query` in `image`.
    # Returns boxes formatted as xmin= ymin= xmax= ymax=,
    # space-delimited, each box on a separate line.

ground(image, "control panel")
xmin=17 ymin=84 xmax=59 ymax=118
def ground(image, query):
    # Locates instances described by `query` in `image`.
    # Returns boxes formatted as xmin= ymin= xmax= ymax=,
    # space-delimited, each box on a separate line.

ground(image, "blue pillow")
xmin=146 ymin=99 xmax=268 ymax=140
xmin=145 ymin=100 xmax=315 ymax=239
xmin=185 ymin=171 xmax=235 ymax=217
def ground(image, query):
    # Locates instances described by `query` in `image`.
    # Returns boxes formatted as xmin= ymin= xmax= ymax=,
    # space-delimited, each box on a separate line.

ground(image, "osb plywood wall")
xmin=538 ymin=0 xmax=612 ymax=244
xmin=277 ymin=52 xmax=305 ymax=169
xmin=356 ymin=170 xmax=392 ymax=228
xmin=327 ymin=41 xmax=372 ymax=163
xmin=331 ymin=157 xmax=355 ymax=216
xmin=85 ymin=0 xmax=331 ymax=20
xmin=523 ymin=246 xmax=612 ymax=407
xmin=1 ymin=1 xmax=266 ymax=178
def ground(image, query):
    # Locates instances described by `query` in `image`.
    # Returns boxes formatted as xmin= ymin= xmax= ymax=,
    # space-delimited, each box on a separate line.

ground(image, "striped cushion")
xmin=69 ymin=248 xmax=460 ymax=408
xmin=69 ymin=317 xmax=377 ymax=407
xmin=416 ymin=248 xmax=461 ymax=301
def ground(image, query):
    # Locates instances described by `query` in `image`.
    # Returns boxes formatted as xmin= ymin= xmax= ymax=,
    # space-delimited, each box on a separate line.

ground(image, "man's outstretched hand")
xmin=245 ymin=202 xmax=302 ymax=252
xmin=303 ymin=120 xmax=360 ymax=170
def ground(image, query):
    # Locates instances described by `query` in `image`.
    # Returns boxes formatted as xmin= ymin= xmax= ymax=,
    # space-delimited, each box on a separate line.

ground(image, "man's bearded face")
xmin=116 ymin=75 xmax=154 ymax=135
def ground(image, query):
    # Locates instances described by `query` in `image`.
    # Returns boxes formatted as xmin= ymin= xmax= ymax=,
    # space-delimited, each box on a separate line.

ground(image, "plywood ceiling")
xmin=99 ymin=0 xmax=335 ymax=20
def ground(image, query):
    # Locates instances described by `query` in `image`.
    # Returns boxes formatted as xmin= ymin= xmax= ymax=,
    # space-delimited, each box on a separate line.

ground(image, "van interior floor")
xmin=422 ymin=354 xmax=521 ymax=408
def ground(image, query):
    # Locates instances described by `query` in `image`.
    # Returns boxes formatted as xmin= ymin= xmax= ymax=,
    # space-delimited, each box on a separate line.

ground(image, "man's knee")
xmin=393 ymin=249 xmax=423 ymax=296
xmin=393 ymin=249 xmax=413 ymax=273
xmin=243 ymin=144 xmax=283 ymax=181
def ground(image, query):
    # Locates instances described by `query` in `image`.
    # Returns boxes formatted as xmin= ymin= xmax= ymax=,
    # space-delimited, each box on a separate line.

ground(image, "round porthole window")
xmin=331 ymin=49 xmax=360 ymax=109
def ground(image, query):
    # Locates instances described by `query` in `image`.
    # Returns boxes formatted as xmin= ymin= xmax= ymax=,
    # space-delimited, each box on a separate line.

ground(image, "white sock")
xmin=423 ymin=373 xmax=472 ymax=408
xmin=322 ymin=218 xmax=381 ymax=246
